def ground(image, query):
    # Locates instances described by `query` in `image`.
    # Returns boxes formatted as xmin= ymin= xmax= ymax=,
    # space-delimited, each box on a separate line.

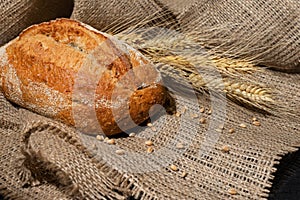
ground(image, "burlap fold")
xmin=1 ymin=0 xmax=300 ymax=199
xmin=0 ymin=0 xmax=73 ymax=46
xmin=72 ymin=0 xmax=300 ymax=72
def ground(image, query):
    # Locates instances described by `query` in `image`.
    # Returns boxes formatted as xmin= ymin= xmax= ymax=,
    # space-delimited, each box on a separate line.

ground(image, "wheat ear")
xmin=146 ymin=51 xmax=276 ymax=113
xmin=210 ymin=56 xmax=260 ymax=76
xmin=117 ymin=29 xmax=277 ymax=114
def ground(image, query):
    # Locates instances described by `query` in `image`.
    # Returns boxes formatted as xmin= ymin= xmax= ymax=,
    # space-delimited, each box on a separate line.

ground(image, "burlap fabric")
xmin=1 ymin=0 xmax=300 ymax=199
xmin=72 ymin=0 xmax=300 ymax=72
xmin=0 ymin=0 xmax=73 ymax=46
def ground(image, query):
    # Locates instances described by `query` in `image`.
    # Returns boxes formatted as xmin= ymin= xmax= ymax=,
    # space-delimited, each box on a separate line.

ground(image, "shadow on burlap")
xmin=0 ymin=0 xmax=300 ymax=199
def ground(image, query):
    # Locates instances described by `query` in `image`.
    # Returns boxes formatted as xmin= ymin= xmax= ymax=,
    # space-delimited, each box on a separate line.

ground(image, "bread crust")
xmin=0 ymin=18 xmax=167 ymax=136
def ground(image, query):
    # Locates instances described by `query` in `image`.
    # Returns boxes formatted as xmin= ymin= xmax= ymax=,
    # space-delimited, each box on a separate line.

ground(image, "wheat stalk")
xmin=117 ymin=28 xmax=277 ymax=114
xmin=161 ymin=62 xmax=275 ymax=113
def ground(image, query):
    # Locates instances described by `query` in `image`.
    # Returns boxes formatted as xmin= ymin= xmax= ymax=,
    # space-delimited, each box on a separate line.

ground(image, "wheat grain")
xmin=215 ymin=129 xmax=223 ymax=133
xmin=96 ymin=135 xmax=104 ymax=141
xmin=221 ymin=145 xmax=230 ymax=153
xmin=175 ymin=112 xmax=181 ymax=117
xmin=107 ymin=139 xmax=116 ymax=145
xmin=199 ymin=117 xmax=206 ymax=124
xmin=145 ymin=140 xmax=153 ymax=146
xmin=210 ymin=56 xmax=260 ymax=75
xmin=116 ymin=149 xmax=125 ymax=155
xmin=176 ymin=143 xmax=184 ymax=149
xmin=228 ymin=188 xmax=238 ymax=195
xmin=228 ymin=128 xmax=235 ymax=134
xmin=151 ymin=127 xmax=157 ymax=132
xmin=253 ymin=121 xmax=261 ymax=126
xmin=240 ymin=123 xmax=247 ymax=128
xmin=170 ymin=164 xmax=179 ymax=171
xmin=147 ymin=147 xmax=154 ymax=153
xmin=208 ymin=109 xmax=212 ymax=115
xmin=191 ymin=113 xmax=199 ymax=119
xmin=181 ymin=171 xmax=188 ymax=178
xmin=200 ymin=107 xmax=205 ymax=113
xmin=147 ymin=123 xmax=153 ymax=127
xmin=129 ymin=132 xmax=136 ymax=137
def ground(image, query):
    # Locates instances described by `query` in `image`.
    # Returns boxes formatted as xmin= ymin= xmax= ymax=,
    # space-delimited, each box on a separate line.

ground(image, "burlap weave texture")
xmin=1 ymin=0 xmax=300 ymax=199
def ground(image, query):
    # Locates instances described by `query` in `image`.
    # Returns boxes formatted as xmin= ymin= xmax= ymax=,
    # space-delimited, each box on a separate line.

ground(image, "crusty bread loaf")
xmin=0 ymin=18 xmax=168 ymax=136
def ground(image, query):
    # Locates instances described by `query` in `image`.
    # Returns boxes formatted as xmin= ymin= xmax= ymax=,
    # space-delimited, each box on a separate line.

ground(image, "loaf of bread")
xmin=0 ymin=18 xmax=168 ymax=136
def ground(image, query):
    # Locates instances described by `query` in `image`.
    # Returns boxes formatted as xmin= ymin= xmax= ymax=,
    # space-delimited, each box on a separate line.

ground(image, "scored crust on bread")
xmin=0 ymin=18 xmax=168 ymax=136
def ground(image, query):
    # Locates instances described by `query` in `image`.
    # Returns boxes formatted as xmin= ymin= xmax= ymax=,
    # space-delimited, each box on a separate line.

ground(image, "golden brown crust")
xmin=0 ymin=18 xmax=167 ymax=136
